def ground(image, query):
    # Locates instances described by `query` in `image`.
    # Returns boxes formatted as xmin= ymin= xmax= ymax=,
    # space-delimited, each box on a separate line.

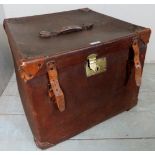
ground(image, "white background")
xmin=0 ymin=4 xmax=5 ymax=23
xmin=1 ymin=4 xmax=155 ymax=63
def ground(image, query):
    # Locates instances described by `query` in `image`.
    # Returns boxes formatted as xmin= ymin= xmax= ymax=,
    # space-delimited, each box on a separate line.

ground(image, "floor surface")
xmin=0 ymin=64 xmax=155 ymax=151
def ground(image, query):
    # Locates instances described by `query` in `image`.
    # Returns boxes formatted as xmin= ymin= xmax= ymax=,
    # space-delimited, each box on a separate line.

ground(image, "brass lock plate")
xmin=85 ymin=54 xmax=107 ymax=77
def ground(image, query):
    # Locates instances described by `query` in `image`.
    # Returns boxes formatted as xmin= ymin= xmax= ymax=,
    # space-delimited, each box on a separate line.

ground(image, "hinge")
xmin=132 ymin=37 xmax=142 ymax=87
xmin=46 ymin=61 xmax=65 ymax=112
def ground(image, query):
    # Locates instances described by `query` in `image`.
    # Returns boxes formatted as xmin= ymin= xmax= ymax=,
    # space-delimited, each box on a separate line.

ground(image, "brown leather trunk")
xmin=4 ymin=8 xmax=151 ymax=149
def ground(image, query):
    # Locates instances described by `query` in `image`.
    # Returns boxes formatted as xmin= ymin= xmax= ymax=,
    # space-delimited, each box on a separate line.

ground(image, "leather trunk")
xmin=4 ymin=8 xmax=151 ymax=149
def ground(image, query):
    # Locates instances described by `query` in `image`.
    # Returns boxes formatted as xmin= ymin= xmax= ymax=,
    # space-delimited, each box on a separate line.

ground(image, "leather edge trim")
xmin=19 ymin=56 xmax=45 ymax=82
xmin=138 ymin=28 xmax=151 ymax=44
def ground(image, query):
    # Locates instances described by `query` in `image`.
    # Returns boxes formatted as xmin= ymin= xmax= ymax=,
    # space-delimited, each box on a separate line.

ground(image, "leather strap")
xmin=47 ymin=61 xmax=65 ymax=112
xmin=132 ymin=38 xmax=142 ymax=87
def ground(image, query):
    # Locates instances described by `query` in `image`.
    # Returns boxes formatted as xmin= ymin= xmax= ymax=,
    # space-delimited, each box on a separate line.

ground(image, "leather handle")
xmin=39 ymin=23 xmax=93 ymax=38
xmin=56 ymin=25 xmax=83 ymax=35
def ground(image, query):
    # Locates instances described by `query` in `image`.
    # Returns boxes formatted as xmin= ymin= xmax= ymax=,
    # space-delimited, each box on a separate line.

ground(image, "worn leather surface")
xmin=19 ymin=57 xmax=45 ymax=82
xmin=4 ymin=8 xmax=150 ymax=57
xmin=4 ymin=8 xmax=151 ymax=149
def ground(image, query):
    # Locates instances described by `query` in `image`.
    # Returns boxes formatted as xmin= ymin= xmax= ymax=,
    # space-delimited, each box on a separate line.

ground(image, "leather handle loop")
xmin=47 ymin=61 xmax=65 ymax=112
xmin=132 ymin=38 xmax=142 ymax=87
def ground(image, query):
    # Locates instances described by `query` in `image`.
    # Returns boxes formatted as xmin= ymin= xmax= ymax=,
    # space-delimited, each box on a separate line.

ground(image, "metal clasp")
xmin=88 ymin=54 xmax=98 ymax=72
xmin=86 ymin=54 xmax=107 ymax=77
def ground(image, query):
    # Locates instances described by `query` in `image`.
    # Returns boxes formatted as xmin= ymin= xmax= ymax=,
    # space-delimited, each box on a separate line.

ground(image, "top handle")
xmin=39 ymin=23 xmax=94 ymax=38
xmin=57 ymin=25 xmax=83 ymax=35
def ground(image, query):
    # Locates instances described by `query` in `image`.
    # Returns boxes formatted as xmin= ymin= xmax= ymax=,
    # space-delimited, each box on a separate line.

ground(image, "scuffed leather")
xmin=139 ymin=28 xmax=151 ymax=44
xmin=47 ymin=61 xmax=65 ymax=112
xmin=132 ymin=38 xmax=142 ymax=87
xmin=19 ymin=57 xmax=45 ymax=82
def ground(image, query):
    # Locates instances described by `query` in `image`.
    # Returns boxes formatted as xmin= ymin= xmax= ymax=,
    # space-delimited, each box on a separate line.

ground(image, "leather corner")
xmin=34 ymin=137 xmax=54 ymax=149
xmin=19 ymin=57 xmax=45 ymax=82
xmin=138 ymin=28 xmax=151 ymax=44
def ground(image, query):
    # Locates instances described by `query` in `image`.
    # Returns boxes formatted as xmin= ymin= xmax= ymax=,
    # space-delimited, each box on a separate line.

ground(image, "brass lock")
xmin=86 ymin=54 xmax=107 ymax=77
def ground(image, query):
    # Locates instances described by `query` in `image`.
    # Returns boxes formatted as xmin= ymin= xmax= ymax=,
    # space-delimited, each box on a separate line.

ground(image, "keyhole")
xmin=96 ymin=66 xmax=100 ymax=72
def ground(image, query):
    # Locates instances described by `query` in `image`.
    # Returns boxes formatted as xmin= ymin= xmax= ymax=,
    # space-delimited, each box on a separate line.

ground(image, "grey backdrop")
xmin=0 ymin=4 xmax=13 ymax=95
